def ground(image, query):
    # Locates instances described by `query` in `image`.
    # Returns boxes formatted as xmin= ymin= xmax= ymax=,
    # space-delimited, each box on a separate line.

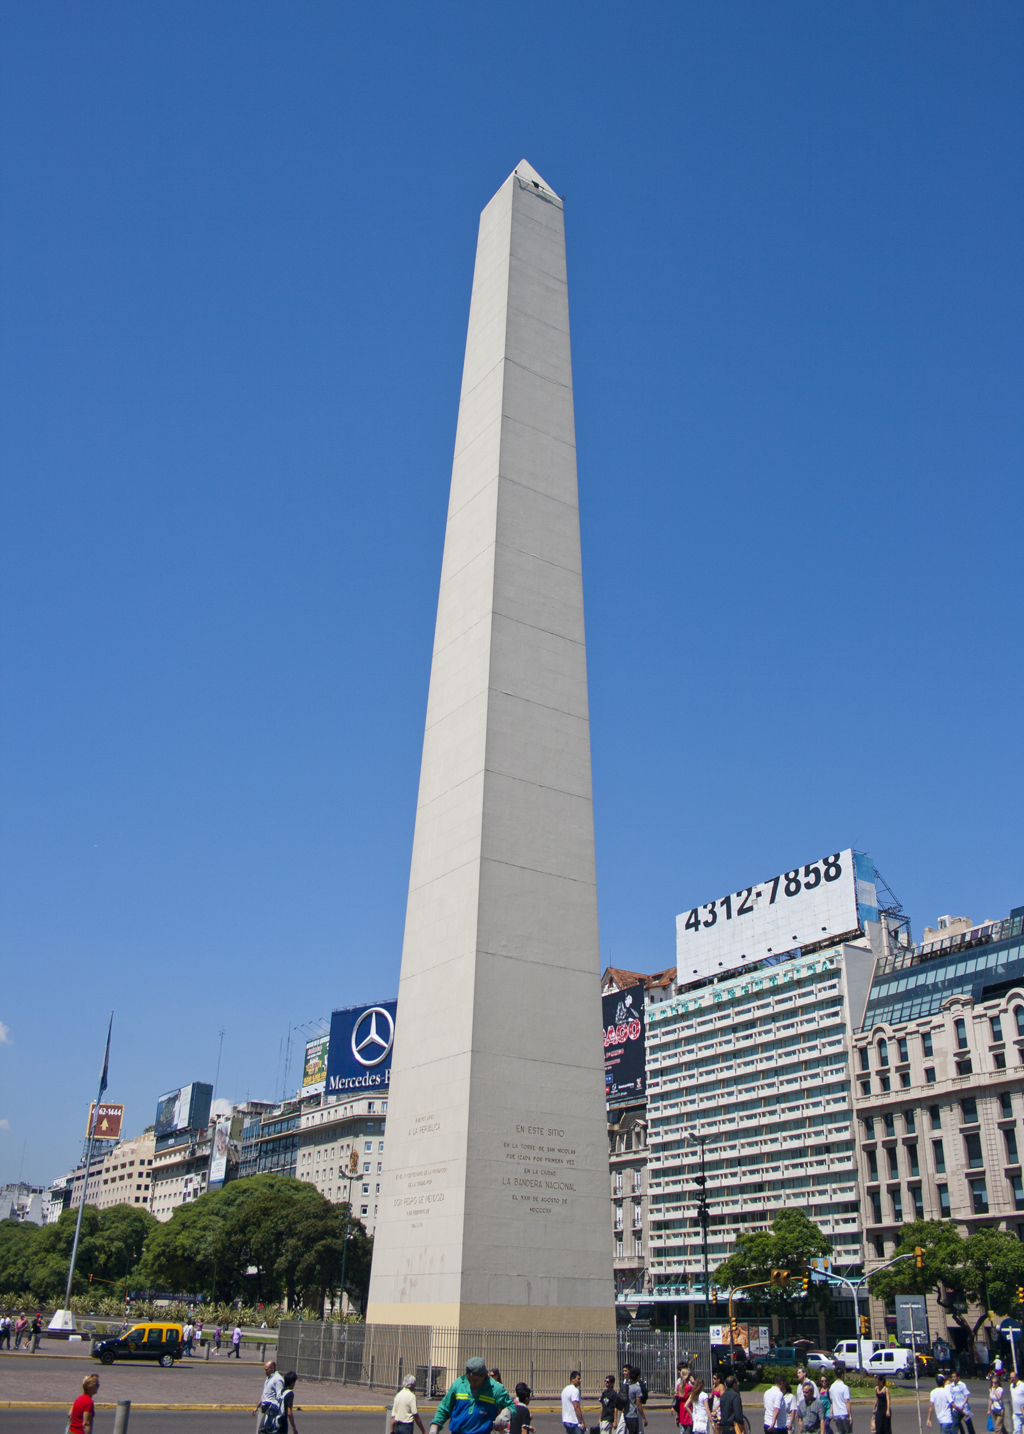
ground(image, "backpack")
xmin=638 ymin=1380 xmax=649 ymax=1406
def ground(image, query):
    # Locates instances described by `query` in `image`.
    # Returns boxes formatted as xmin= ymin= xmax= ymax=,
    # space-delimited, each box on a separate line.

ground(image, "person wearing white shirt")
xmin=829 ymin=1372 xmax=852 ymax=1434
xmin=764 ymin=1380 xmax=788 ymax=1434
xmin=928 ymin=1376 xmax=954 ymax=1434
xmin=561 ymin=1373 xmax=584 ymax=1434
xmin=1010 ymin=1374 xmax=1024 ymax=1434
xmin=951 ymin=1375 xmax=974 ymax=1434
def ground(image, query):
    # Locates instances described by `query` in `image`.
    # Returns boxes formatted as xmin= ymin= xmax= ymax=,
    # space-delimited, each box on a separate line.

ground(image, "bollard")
xmin=113 ymin=1400 xmax=131 ymax=1434
xmin=206 ymin=1341 xmax=211 ymax=1361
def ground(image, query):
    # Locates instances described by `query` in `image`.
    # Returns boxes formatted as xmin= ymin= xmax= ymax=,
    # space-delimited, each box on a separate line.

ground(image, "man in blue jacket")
xmin=430 ymin=1358 xmax=516 ymax=1434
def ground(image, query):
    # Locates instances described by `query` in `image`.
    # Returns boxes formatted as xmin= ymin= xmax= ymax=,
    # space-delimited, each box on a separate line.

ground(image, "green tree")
xmin=714 ymin=1209 xmax=832 ymax=1311
xmin=868 ymin=1220 xmax=1024 ymax=1355
xmin=0 ymin=1205 xmax=158 ymax=1303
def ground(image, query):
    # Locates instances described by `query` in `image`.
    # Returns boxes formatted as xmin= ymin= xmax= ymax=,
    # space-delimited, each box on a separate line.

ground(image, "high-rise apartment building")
xmin=645 ymin=943 xmax=875 ymax=1324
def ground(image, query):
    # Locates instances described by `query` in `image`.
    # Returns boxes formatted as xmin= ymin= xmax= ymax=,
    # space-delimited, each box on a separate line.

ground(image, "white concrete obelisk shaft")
xmin=366 ymin=161 xmax=613 ymax=1332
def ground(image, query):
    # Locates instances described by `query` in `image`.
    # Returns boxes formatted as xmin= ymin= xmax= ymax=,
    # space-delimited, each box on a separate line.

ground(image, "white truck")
xmin=833 ymin=1338 xmax=885 ymax=1369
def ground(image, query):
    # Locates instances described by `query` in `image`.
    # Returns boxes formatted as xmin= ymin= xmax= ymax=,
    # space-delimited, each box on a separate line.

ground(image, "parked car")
xmin=92 ymin=1323 xmax=183 ymax=1367
xmin=867 ymin=1347 xmax=916 ymax=1379
xmin=803 ymin=1351 xmax=837 ymax=1373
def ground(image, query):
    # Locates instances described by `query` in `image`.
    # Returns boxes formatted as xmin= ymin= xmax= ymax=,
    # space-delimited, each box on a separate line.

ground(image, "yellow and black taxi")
xmin=92 ymin=1322 xmax=183 ymax=1367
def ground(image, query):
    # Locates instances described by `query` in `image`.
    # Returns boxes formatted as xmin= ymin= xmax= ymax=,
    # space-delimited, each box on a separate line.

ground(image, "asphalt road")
xmin=0 ymin=1402 xmax=960 ymax=1434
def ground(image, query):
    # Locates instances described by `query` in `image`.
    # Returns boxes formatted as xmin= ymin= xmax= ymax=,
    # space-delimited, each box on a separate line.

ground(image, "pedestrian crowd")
xmin=0 ymin=1311 xmax=43 ymax=1350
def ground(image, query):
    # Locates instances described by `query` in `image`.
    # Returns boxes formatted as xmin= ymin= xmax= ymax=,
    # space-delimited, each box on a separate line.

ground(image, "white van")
xmin=867 ymin=1347 xmax=915 ymax=1377
xmin=834 ymin=1339 xmax=884 ymax=1368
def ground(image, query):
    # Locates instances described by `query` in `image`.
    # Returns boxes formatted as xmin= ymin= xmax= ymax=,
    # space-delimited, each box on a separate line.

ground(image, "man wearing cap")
xmin=430 ymin=1359 xmax=516 ymax=1434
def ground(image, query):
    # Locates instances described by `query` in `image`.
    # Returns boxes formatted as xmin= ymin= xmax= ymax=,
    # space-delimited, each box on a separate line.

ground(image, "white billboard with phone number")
xmin=676 ymin=849 xmax=859 ymax=982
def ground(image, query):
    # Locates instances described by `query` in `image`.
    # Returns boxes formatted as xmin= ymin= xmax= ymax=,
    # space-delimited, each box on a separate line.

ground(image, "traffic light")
xmin=770 ymin=1269 xmax=790 ymax=1288
xmin=730 ymin=1315 xmax=738 ymax=1334
xmin=915 ymin=1246 xmax=925 ymax=1270
xmin=1017 ymin=1286 xmax=1024 ymax=1307
xmin=801 ymin=1270 xmax=811 ymax=1294
xmin=860 ymin=1315 xmax=870 ymax=1336
xmin=710 ymin=1287 xmax=718 ymax=1306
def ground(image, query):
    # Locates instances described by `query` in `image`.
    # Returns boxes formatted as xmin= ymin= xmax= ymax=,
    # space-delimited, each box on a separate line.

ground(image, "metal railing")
xmin=277 ymin=1321 xmax=711 ymax=1397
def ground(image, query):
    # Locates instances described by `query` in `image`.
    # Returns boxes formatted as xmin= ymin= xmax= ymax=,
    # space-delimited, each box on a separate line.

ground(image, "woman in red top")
xmin=69 ymin=1374 xmax=99 ymax=1434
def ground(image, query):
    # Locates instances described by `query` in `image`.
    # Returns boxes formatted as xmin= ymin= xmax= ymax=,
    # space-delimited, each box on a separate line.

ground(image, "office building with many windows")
xmin=854 ymin=904 xmax=1024 ymax=1348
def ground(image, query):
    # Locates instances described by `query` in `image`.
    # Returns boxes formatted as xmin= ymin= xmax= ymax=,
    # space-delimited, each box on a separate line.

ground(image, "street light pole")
xmin=687 ymin=1135 xmax=711 ymax=1318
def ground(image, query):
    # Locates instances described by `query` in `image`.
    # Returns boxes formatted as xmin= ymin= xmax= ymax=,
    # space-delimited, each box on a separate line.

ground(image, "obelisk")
xmin=366 ymin=161 xmax=613 ymax=1333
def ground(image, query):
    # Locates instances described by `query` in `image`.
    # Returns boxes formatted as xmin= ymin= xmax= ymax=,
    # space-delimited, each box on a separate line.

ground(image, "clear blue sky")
xmin=2 ymin=2 xmax=1021 ymax=1186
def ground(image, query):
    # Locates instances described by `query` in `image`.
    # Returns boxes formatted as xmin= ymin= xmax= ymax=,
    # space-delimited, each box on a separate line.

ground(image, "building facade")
xmin=601 ymin=966 xmax=674 ymax=1304
xmin=854 ymin=903 xmax=1024 ymax=1348
xmin=295 ymin=1093 xmax=388 ymax=1234
xmin=645 ymin=943 xmax=875 ymax=1311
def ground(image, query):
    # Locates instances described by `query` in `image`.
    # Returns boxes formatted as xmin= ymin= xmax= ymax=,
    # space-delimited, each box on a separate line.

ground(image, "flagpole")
xmin=63 ymin=1014 xmax=113 ymax=1312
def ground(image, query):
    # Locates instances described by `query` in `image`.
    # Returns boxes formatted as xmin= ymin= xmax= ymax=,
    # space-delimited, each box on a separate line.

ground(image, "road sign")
xmin=1000 ymin=1319 xmax=1023 ymax=1337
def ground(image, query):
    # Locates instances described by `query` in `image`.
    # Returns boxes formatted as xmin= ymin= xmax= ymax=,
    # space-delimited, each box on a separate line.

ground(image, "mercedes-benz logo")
xmin=351 ymin=1006 xmax=395 ymax=1067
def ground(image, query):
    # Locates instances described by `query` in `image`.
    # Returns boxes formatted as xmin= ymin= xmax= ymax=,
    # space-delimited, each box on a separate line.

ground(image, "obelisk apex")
xmin=366 ymin=162 xmax=613 ymax=1332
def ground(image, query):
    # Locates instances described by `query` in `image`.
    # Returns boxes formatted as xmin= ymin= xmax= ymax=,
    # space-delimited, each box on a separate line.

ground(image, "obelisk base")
xmin=364 ymin=1300 xmax=616 ymax=1333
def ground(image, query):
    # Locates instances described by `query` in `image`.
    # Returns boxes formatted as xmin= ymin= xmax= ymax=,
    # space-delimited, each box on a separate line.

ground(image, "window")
xmin=867 ymin=1150 xmax=879 ymax=1180
xmin=933 ymin=1140 xmax=946 ymax=1174
xmin=880 ymin=1075 xmax=891 ymax=1093
xmin=955 ymin=1018 xmax=968 ymax=1050
xmin=378 ymin=1141 xmax=384 ymax=1152
xmin=633 ymin=1201 xmax=642 ymax=1226
xmin=1006 ymin=1130 xmax=1019 ymax=1163
xmin=908 ymin=1145 xmax=920 ymax=1177
xmin=956 ymin=1058 xmax=973 ymax=1076
xmin=912 ymin=1187 xmax=924 ymax=1219
xmin=871 ymin=1192 xmax=883 ymax=1224
xmin=364 ymin=1141 xmax=373 ymax=1152
xmin=1016 ymin=1008 xmax=1024 ymax=1038
xmin=965 ymin=1134 xmax=984 ymax=1168
xmin=863 ymin=1116 xmax=876 ymax=1137
xmin=634 ymin=1236 xmax=643 ymax=1257
xmin=615 ymin=1237 xmax=623 ymax=1255
xmin=969 ymin=1179 xmax=988 ymax=1215
xmin=991 ymin=1016 xmax=1004 ymax=1042
xmin=861 ymin=1080 xmax=871 ymax=1097
xmin=962 ymin=1098 xmax=979 ymax=1124
xmin=878 ymin=1039 xmax=889 ymax=1067
xmin=874 ymin=1234 xmax=886 ymax=1258
xmin=995 ymin=1052 xmax=1007 ymax=1070
xmin=926 ymin=1067 xmax=937 ymax=1084
xmin=614 ymin=1172 xmax=623 ymax=1193
xmin=887 ymin=1148 xmax=900 ymax=1180
xmin=615 ymin=1205 xmax=623 ymax=1229
xmin=930 ymin=1106 xmax=942 ymax=1130
xmin=360 ymin=1205 xmax=368 ymax=1215
xmin=377 ymin=1162 xmax=382 ymax=1173
xmin=922 ymin=1032 xmax=934 ymax=1058
xmin=892 ymin=1189 xmax=904 ymax=1222
xmin=859 ymin=1048 xmax=871 ymax=1072
xmin=898 ymin=1037 xmax=909 ymax=1063
xmin=633 ymin=1169 xmax=642 ymax=1192
xmin=884 ymin=1114 xmax=896 ymax=1139
xmin=1002 ymin=1094 xmax=1014 ymax=1120
xmin=900 ymin=1072 xmax=911 ymax=1088
xmin=1012 ymin=1175 xmax=1024 ymax=1212
xmin=906 ymin=1111 xmax=917 ymax=1134
xmin=363 ymin=1162 xmax=370 ymax=1173
xmin=362 ymin=1183 xmax=369 ymax=1195
xmin=938 ymin=1185 xmax=950 ymax=1216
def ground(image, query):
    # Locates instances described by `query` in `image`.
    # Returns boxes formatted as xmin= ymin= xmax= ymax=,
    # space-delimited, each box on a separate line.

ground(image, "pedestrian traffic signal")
xmin=915 ymin=1246 xmax=925 ymax=1269
xmin=801 ymin=1270 xmax=811 ymax=1293
xmin=770 ymin=1269 xmax=790 ymax=1287
xmin=860 ymin=1316 xmax=870 ymax=1336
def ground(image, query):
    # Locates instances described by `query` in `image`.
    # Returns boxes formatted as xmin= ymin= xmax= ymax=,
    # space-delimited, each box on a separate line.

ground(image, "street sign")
xmin=1000 ymin=1319 xmax=1023 ymax=1337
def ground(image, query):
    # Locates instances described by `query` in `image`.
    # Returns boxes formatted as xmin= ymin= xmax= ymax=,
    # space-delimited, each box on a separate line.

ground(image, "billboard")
xmin=676 ymin=849 xmax=862 ymax=983
xmin=709 ymin=1324 xmax=770 ymax=1356
xmin=208 ymin=1115 xmax=241 ymax=1186
xmin=603 ymin=984 xmax=646 ymax=1107
xmin=87 ymin=1103 xmax=124 ymax=1140
xmin=154 ymin=1082 xmax=213 ymax=1137
xmin=302 ymin=1034 xmax=330 ymax=1093
xmin=325 ymin=1000 xmax=397 ymax=1096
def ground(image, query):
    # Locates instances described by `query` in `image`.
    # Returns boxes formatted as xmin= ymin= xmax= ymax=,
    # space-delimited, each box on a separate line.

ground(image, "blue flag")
xmin=98 ymin=1014 xmax=112 ymax=1098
